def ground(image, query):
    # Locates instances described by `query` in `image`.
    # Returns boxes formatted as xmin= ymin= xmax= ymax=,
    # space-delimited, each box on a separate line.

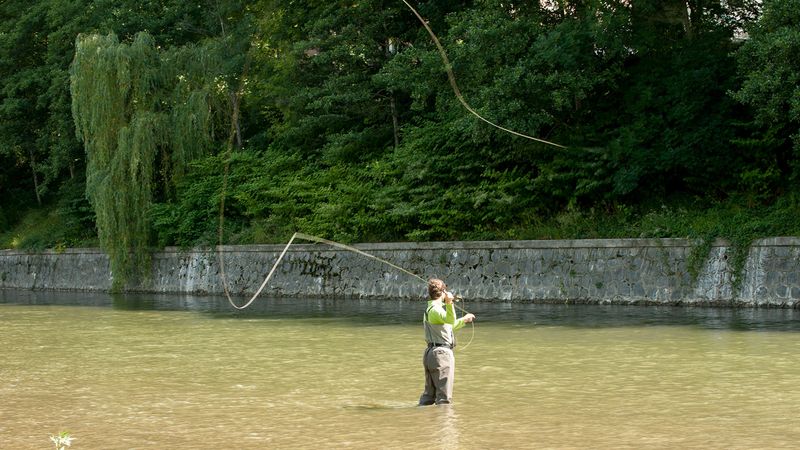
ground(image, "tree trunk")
xmin=27 ymin=147 xmax=42 ymax=206
xmin=230 ymin=91 xmax=243 ymax=149
xmin=661 ymin=0 xmax=694 ymax=37
xmin=390 ymin=94 xmax=400 ymax=150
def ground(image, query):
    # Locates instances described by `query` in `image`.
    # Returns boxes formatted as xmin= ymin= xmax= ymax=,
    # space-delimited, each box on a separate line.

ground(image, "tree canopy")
xmin=3 ymin=0 xmax=800 ymax=286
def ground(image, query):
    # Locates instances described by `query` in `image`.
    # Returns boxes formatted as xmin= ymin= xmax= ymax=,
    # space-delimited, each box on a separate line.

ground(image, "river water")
xmin=1 ymin=290 xmax=798 ymax=449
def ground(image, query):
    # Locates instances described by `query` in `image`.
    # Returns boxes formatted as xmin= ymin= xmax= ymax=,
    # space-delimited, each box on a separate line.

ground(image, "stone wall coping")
xmin=2 ymin=236 xmax=800 ymax=257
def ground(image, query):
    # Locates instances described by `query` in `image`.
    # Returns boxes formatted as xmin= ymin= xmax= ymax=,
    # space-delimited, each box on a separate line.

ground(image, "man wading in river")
xmin=419 ymin=278 xmax=475 ymax=405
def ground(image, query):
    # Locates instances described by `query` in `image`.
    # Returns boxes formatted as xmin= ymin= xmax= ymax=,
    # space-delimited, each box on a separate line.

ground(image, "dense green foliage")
xmin=732 ymin=0 xmax=800 ymax=195
xmin=3 ymin=0 xmax=800 ymax=289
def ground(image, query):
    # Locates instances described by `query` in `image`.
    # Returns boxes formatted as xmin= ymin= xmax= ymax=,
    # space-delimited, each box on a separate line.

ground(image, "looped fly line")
xmin=217 ymin=232 xmax=475 ymax=350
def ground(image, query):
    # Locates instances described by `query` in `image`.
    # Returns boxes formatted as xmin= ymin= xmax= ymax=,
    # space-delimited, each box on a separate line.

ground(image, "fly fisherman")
xmin=419 ymin=278 xmax=475 ymax=405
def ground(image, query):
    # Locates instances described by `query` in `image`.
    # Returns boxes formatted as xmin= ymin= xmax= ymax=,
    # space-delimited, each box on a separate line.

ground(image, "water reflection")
xmin=2 ymin=288 xmax=799 ymax=332
xmin=437 ymin=406 xmax=461 ymax=450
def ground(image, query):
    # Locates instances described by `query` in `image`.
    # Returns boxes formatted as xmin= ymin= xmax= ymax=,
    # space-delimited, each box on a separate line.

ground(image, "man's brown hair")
xmin=427 ymin=278 xmax=446 ymax=299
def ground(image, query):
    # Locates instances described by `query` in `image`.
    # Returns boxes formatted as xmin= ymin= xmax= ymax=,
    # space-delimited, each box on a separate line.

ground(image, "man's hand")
xmin=444 ymin=291 xmax=455 ymax=304
xmin=462 ymin=313 xmax=475 ymax=323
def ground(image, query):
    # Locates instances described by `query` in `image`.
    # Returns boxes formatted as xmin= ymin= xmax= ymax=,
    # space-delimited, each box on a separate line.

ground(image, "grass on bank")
xmin=3 ymin=194 xmax=799 ymax=251
xmin=0 ymin=180 xmax=97 ymax=251
xmin=0 ymin=207 xmax=98 ymax=251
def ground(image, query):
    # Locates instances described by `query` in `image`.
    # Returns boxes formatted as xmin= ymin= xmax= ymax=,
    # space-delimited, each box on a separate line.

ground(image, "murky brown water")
xmin=1 ymin=292 xmax=799 ymax=449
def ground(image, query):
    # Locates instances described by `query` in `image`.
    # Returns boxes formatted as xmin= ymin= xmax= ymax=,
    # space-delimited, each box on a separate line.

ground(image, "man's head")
xmin=427 ymin=278 xmax=446 ymax=299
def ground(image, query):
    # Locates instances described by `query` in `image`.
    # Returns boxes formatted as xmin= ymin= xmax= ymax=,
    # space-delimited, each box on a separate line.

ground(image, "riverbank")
xmin=2 ymin=237 xmax=799 ymax=307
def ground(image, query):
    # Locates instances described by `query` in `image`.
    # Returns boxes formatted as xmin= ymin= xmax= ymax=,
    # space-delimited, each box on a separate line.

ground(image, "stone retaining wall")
xmin=1 ymin=238 xmax=799 ymax=306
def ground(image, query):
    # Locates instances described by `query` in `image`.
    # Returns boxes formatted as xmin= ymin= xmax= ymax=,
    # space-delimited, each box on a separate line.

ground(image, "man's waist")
xmin=427 ymin=342 xmax=454 ymax=349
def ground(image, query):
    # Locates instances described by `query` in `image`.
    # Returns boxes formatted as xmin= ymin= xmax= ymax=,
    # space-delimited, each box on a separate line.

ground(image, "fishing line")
xmin=399 ymin=0 xmax=567 ymax=149
xmin=217 ymin=231 xmax=475 ymax=349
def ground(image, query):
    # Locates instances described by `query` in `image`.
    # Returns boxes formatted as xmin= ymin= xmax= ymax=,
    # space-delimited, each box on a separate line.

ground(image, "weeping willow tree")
xmin=71 ymin=32 xmax=225 ymax=289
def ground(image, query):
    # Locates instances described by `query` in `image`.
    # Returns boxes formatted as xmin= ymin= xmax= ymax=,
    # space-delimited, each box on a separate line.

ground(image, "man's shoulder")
xmin=426 ymin=300 xmax=448 ymax=316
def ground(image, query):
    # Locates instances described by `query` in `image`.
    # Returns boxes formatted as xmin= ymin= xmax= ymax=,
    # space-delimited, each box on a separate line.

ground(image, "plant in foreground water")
xmin=50 ymin=431 xmax=74 ymax=449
